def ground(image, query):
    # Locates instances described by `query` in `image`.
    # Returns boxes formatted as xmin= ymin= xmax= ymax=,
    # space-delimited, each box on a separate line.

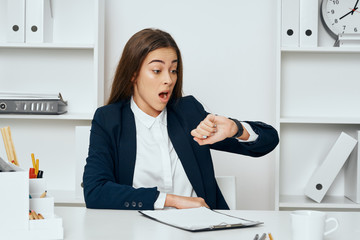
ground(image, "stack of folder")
xmin=0 ymin=92 xmax=67 ymax=115
xmin=6 ymin=0 xmax=53 ymax=43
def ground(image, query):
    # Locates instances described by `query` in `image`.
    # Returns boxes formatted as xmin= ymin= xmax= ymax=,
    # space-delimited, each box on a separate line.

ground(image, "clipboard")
xmin=139 ymin=207 xmax=263 ymax=232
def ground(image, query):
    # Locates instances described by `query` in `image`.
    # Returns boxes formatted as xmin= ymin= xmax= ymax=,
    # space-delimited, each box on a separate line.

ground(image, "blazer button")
xmin=124 ymin=202 xmax=130 ymax=208
xmin=132 ymin=201 xmax=137 ymax=207
xmin=138 ymin=202 xmax=143 ymax=208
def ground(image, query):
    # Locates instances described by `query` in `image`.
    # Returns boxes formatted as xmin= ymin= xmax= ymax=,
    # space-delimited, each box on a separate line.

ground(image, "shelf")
xmin=280 ymin=117 xmax=360 ymax=125
xmin=0 ymin=112 xmax=93 ymax=120
xmin=0 ymin=43 xmax=95 ymax=50
xmin=281 ymin=47 xmax=360 ymax=53
xmin=279 ymin=195 xmax=360 ymax=210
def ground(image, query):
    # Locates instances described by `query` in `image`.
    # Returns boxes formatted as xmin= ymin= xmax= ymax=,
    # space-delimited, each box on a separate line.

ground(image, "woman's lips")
xmin=159 ymin=91 xmax=170 ymax=103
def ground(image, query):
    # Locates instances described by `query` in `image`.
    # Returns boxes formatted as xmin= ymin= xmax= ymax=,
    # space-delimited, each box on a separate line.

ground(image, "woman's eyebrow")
xmin=148 ymin=59 xmax=178 ymax=64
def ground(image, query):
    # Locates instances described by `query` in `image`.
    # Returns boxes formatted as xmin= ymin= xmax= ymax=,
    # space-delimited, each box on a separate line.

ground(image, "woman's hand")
xmin=165 ymin=194 xmax=209 ymax=209
xmin=191 ymin=114 xmax=249 ymax=145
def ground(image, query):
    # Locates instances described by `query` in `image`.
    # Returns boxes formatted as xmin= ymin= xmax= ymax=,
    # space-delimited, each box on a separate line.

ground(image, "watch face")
xmin=321 ymin=0 xmax=360 ymax=38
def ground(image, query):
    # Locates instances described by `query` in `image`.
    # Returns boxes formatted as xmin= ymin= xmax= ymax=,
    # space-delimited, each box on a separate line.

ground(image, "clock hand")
xmin=353 ymin=0 xmax=359 ymax=11
xmin=350 ymin=0 xmax=359 ymax=15
xmin=340 ymin=10 xmax=354 ymax=19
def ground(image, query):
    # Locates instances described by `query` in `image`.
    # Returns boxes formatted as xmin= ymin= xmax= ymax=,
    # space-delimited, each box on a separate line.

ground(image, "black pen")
xmin=253 ymin=233 xmax=259 ymax=240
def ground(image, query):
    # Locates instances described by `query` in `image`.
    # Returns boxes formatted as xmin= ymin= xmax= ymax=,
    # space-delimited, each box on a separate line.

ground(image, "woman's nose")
xmin=163 ymin=72 xmax=174 ymax=85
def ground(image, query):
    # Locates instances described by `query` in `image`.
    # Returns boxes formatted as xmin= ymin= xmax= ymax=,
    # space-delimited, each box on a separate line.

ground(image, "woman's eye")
xmin=153 ymin=70 xmax=160 ymax=74
xmin=171 ymin=70 xmax=178 ymax=74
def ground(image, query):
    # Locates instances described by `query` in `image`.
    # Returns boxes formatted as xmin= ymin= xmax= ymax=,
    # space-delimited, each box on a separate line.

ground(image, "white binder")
xmin=6 ymin=0 xmax=26 ymax=43
xmin=26 ymin=0 xmax=53 ymax=43
xmin=299 ymin=0 xmax=318 ymax=47
xmin=345 ymin=131 xmax=360 ymax=203
xmin=281 ymin=0 xmax=300 ymax=47
xmin=304 ymin=132 xmax=357 ymax=203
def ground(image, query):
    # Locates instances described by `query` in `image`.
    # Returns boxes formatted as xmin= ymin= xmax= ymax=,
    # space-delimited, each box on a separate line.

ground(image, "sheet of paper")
xmin=140 ymin=207 xmax=262 ymax=231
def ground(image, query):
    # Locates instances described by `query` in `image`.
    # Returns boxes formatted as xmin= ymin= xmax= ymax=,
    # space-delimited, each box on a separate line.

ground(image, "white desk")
xmin=55 ymin=207 xmax=360 ymax=240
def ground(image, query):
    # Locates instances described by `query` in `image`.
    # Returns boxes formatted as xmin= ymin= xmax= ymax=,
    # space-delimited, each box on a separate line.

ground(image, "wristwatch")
xmin=229 ymin=118 xmax=243 ymax=138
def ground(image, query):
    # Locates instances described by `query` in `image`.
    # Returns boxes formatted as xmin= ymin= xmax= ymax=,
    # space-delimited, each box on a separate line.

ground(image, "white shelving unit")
xmin=275 ymin=0 xmax=360 ymax=211
xmin=0 ymin=0 xmax=104 ymax=205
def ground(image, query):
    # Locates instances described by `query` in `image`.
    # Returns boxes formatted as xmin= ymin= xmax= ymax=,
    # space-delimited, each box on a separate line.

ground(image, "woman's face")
xmin=132 ymin=47 xmax=178 ymax=117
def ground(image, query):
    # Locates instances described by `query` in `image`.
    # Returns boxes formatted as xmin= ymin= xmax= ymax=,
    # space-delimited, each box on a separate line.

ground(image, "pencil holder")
xmin=29 ymin=194 xmax=54 ymax=218
xmin=29 ymin=178 xmax=47 ymax=195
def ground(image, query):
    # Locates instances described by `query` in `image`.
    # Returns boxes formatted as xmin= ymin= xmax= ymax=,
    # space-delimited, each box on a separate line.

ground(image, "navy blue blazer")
xmin=83 ymin=96 xmax=279 ymax=210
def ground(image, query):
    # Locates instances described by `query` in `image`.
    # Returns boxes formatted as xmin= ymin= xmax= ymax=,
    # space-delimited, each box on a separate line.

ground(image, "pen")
xmin=268 ymin=233 xmax=274 ymax=240
xmin=31 ymin=153 xmax=36 ymax=169
xmin=35 ymin=158 xmax=39 ymax=175
xmin=259 ymin=233 xmax=267 ymax=240
xmin=37 ymin=170 xmax=43 ymax=178
xmin=253 ymin=233 xmax=259 ymax=240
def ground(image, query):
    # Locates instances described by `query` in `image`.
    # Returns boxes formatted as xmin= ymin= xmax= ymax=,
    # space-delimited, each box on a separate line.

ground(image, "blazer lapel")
xmin=118 ymin=102 xmax=137 ymax=186
xmin=167 ymin=112 xmax=206 ymax=198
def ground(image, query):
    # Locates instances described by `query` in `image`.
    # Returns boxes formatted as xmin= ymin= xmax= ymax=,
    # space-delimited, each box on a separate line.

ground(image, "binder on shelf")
xmin=6 ymin=0 xmax=26 ymax=43
xmin=281 ymin=0 xmax=300 ymax=47
xmin=26 ymin=0 xmax=53 ymax=43
xmin=345 ymin=131 xmax=360 ymax=203
xmin=304 ymin=132 xmax=357 ymax=203
xmin=0 ymin=92 xmax=67 ymax=115
xmin=299 ymin=0 xmax=318 ymax=47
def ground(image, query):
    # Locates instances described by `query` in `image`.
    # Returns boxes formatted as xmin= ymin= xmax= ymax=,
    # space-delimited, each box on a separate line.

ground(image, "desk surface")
xmin=55 ymin=207 xmax=360 ymax=240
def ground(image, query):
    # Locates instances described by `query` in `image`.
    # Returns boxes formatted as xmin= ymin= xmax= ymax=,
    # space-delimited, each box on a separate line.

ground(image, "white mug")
xmin=291 ymin=210 xmax=338 ymax=240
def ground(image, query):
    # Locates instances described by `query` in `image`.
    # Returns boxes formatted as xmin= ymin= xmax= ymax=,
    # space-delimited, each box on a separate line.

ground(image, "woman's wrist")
xmin=228 ymin=118 xmax=244 ymax=138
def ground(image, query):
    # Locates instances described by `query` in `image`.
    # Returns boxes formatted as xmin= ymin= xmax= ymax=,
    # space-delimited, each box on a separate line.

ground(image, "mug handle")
xmin=324 ymin=217 xmax=339 ymax=236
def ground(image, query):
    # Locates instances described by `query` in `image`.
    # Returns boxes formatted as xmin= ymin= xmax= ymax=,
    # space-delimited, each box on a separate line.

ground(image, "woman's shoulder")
xmin=170 ymin=95 xmax=199 ymax=108
xmin=168 ymin=95 xmax=207 ymax=121
xmin=93 ymin=99 xmax=130 ymax=120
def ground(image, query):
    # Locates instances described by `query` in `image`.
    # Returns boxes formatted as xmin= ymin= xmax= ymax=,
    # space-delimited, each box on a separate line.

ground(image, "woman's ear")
xmin=131 ymin=72 xmax=137 ymax=83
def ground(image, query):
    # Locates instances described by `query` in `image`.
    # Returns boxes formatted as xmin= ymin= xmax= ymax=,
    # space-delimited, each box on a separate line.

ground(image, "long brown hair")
xmin=107 ymin=28 xmax=183 ymax=105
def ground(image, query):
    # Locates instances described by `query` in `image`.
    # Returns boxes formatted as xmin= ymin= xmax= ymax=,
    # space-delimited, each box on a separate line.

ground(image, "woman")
xmin=83 ymin=28 xmax=279 ymax=210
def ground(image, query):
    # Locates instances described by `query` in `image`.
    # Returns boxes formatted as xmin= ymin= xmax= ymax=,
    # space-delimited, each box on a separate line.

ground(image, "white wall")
xmin=104 ymin=0 xmax=278 ymax=210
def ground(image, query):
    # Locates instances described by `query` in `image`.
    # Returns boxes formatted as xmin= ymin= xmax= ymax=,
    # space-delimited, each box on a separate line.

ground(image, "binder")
xmin=26 ymin=0 xmax=53 ymax=43
xmin=305 ymin=132 xmax=357 ymax=203
xmin=345 ymin=131 xmax=360 ymax=203
xmin=6 ymin=0 xmax=26 ymax=43
xmin=281 ymin=0 xmax=300 ymax=47
xmin=140 ymin=207 xmax=262 ymax=232
xmin=0 ymin=92 xmax=67 ymax=115
xmin=299 ymin=0 xmax=318 ymax=47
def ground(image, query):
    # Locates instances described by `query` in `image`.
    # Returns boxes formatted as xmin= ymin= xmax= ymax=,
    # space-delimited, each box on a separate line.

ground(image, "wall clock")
xmin=321 ymin=0 xmax=360 ymax=43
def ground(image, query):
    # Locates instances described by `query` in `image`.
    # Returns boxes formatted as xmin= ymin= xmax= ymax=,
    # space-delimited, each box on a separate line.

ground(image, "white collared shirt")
xmin=131 ymin=97 xmax=196 ymax=209
xmin=130 ymin=97 xmax=258 ymax=209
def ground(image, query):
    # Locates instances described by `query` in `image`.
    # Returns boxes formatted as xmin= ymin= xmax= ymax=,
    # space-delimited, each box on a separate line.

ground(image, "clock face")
xmin=321 ymin=0 xmax=360 ymax=38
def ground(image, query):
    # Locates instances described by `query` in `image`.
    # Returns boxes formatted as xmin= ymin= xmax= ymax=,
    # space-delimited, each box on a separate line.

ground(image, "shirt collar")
xmin=130 ymin=96 xmax=167 ymax=128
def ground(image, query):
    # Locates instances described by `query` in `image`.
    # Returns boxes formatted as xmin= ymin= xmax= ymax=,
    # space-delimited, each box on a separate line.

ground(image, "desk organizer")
xmin=0 ymin=167 xmax=63 ymax=239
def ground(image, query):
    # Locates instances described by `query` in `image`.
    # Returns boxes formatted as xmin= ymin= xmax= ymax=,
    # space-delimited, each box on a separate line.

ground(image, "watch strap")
xmin=229 ymin=118 xmax=243 ymax=138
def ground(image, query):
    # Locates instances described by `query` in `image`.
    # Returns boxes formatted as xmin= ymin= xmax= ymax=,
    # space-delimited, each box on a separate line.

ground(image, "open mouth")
xmin=159 ymin=91 xmax=169 ymax=101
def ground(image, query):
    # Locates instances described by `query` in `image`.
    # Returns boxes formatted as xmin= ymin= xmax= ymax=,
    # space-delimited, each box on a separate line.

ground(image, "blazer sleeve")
xmin=83 ymin=106 xmax=160 ymax=210
xmin=189 ymin=96 xmax=279 ymax=157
